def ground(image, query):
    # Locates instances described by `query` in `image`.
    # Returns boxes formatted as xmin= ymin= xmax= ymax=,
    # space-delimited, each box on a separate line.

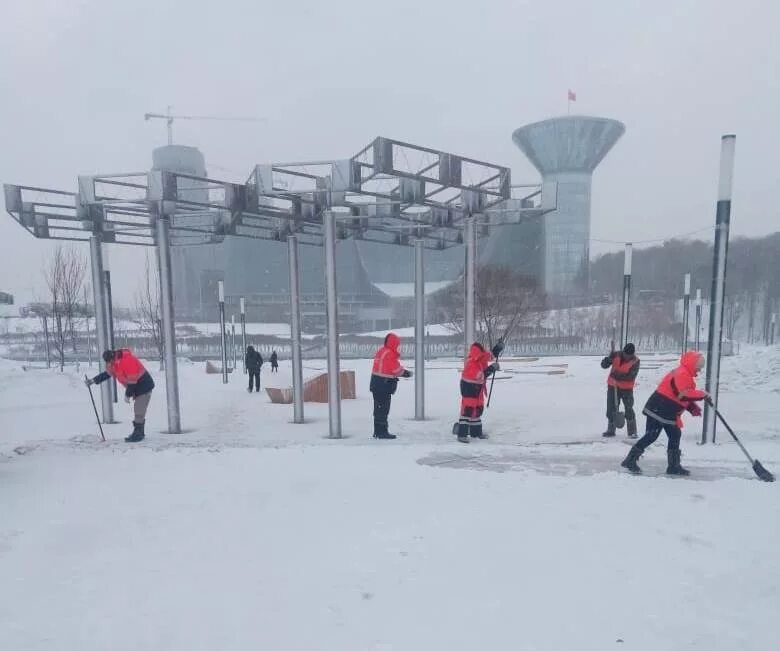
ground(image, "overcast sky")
xmin=1 ymin=0 xmax=778 ymax=306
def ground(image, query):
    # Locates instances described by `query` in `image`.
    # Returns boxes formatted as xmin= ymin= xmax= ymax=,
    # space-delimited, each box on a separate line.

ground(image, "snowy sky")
xmin=1 ymin=0 xmax=778 ymax=306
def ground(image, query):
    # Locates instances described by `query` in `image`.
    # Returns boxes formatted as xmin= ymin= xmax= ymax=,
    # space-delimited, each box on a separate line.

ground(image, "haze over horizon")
xmin=1 ymin=0 xmax=778 ymax=306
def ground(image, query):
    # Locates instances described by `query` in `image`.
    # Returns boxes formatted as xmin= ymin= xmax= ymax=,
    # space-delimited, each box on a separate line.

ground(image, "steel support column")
xmin=89 ymin=235 xmax=114 ymax=424
xmin=155 ymin=213 xmax=182 ymax=434
xmin=414 ymin=239 xmax=425 ymax=420
xmin=323 ymin=211 xmax=342 ymax=438
xmin=288 ymin=236 xmax=305 ymax=424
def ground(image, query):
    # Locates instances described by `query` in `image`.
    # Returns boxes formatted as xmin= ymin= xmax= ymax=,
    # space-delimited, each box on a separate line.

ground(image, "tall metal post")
xmin=694 ymin=289 xmax=702 ymax=351
xmin=84 ymin=286 xmax=92 ymax=367
xmin=218 ymin=280 xmax=228 ymax=384
xmin=240 ymin=297 xmax=247 ymax=373
xmin=89 ymin=235 xmax=114 ymax=424
xmin=703 ymin=134 xmax=736 ymax=445
xmin=681 ymin=273 xmax=691 ymax=354
xmin=323 ymin=211 xmax=342 ymax=438
xmin=464 ymin=216 xmax=477 ymax=354
xmin=288 ymin=236 xmax=304 ymax=424
xmin=42 ymin=314 xmax=51 ymax=368
xmin=770 ymin=313 xmax=776 ymax=346
xmin=231 ymin=314 xmax=237 ymax=371
xmin=414 ymin=239 xmax=425 ymax=420
xmin=104 ymin=269 xmax=118 ymax=403
xmin=619 ymin=243 xmax=632 ymax=349
xmin=155 ymin=213 xmax=182 ymax=434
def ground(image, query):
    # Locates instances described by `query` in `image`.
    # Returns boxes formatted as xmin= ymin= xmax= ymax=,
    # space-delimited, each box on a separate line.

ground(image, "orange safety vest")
xmin=371 ymin=333 xmax=403 ymax=378
xmin=107 ymin=349 xmax=146 ymax=387
xmin=608 ymin=355 xmax=639 ymax=390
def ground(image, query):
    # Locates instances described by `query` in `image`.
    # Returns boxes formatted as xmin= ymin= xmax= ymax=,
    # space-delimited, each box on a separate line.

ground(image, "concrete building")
xmin=512 ymin=116 xmax=625 ymax=296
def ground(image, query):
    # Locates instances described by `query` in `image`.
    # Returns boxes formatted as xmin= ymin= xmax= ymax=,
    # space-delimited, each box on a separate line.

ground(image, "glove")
xmin=124 ymin=395 xmax=132 ymax=404
xmin=491 ymin=341 xmax=505 ymax=357
xmin=493 ymin=361 xmax=500 ymax=371
xmin=402 ymin=369 xmax=413 ymax=378
xmin=687 ymin=403 xmax=702 ymax=417
xmin=84 ymin=378 xmax=94 ymax=387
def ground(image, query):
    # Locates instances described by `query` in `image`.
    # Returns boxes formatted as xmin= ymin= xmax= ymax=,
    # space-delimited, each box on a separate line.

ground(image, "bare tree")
xmin=133 ymin=252 xmax=164 ymax=369
xmin=433 ymin=265 xmax=541 ymax=349
xmin=724 ymin=292 xmax=745 ymax=341
xmin=43 ymin=246 xmax=88 ymax=370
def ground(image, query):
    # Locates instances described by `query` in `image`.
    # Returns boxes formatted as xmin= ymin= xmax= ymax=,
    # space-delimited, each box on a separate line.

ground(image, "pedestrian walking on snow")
xmin=455 ymin=341 xmax=501 ymax=443
xmin=245 ymin=345 xmax=263 ymax=392
xmin=621 ymin=351 xmax=708 ymax=476
xmin=369 ymin=333 xmax=411 ymax=440
xmin=85 ymin=348 xmax=155 ymax=442
xmin=601 ymin=342 xmax=640 ymax=438
xmin=270 ymin=350 xmax=279 ymax=373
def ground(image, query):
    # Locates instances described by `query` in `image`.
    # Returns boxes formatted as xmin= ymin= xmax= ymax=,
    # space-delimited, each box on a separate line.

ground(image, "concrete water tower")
xmin=512 ymin=116 xmax=625 ymax=296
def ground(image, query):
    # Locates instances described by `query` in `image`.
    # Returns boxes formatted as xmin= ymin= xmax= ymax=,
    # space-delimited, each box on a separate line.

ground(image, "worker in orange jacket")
xmin=600 ymin=342 xmax=640 ymax=438
xmin=621 ymin=351 xmax=707 ymax=475
xmin=369 ymin=333 xmax=411 ymax=439
xmin=86 ymin=348 xmax=155 ymax=442
xmin=455 ymin=341 xmax=501 ymax=443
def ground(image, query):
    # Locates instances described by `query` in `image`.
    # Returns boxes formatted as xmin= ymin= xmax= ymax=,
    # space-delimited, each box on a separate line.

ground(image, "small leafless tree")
xmin=724 ymin=293 xmax=745 ymax=341
xmin=43 ymin=245 xmax=87 ymax=371
xmin=133 ymin=252 xmax=164 ymax=369
xmin=433 ymin=265 xmax=541 ymax=349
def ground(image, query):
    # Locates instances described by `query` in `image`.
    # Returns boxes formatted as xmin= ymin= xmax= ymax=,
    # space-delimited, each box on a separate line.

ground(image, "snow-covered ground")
xmin=1 ymin=347 xmax=778 ymax=650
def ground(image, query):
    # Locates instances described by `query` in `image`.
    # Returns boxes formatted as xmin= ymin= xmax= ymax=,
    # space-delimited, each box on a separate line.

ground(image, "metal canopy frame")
xmin=3 ymin=134 xmax=558 ymax=439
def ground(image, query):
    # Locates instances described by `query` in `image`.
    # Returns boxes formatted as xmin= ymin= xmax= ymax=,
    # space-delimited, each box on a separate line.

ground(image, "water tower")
xmin=512 ymin=116 xmax=625 ymax=296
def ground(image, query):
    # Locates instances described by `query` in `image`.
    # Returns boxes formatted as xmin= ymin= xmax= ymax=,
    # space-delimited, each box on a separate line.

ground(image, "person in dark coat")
xmin=621 ymin=351 xmax=708 ymax=475
xmin=245 ymin=345 xmax=263 ymax=392
xmin=85 ymin=348 xmax=155 ymax=442
xmin=600 ymin=342 xmax=640 ymax=438
xmin=369 ymin=333 xmax=411 ymax=439
xmin=270 ymin=350 xmax=279 ymax=373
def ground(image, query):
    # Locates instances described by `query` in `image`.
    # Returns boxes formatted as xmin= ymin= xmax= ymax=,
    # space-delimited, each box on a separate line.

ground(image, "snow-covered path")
xmin=1 ymin=349 xmax=778 ymax=650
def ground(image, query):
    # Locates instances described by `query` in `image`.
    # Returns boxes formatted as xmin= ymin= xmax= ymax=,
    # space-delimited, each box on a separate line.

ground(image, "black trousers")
xmin=607 ymin=386 xmax=635 ymax=422
xmin=458 ymin=404 xmax=484 ymax=437
xmin=372 ymin=391 xmax=392 ymax=435
xmin=248 ymin=371 xmax=260 ymax=392
xmin=636 ymin=416 xmax=682 ymax=451
xmin=271 ymin=363 xmax=278 ymax=373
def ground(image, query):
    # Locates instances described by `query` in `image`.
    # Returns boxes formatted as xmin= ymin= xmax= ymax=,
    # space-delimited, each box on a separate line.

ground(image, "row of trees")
xmin=591 ymin=233 xmax=780 ymax=344
xmin=36 ymin=246 xmax=163 ymax=370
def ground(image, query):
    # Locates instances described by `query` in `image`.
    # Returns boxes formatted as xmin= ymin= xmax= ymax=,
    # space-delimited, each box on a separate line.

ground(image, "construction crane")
xmin=144 ymin=106 xmax=266 ymax=145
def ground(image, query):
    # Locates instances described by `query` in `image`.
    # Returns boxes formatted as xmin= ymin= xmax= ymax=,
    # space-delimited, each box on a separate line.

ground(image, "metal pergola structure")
xmin=4 ymin=135 xmax=556 ymax=438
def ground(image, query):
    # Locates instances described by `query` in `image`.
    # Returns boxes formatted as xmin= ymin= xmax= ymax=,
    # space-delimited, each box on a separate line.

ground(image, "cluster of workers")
xmin=85 ymin=333 xmax=710 ymax=476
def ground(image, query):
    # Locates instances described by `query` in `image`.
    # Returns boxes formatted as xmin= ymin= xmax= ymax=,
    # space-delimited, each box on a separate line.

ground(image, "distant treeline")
xmin=590 ymin=232 xmax=780 ymax=343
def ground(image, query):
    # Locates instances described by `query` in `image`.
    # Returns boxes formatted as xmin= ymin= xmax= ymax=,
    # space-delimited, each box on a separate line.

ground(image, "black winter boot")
xmin=602 ymin=421 xmax=616 ymax=437
xmin=621 ymin=444 xmax=644 ymax=474
xmin=125 ymin=421 xmax=145 ymax=443
xmin=373 ymin=432 xmax=397 ymax=440
xmin=666 ymin=449 xmax=690 ymax=476
xmin=470 ymin=424 xmax=488 ymax=440
xmin=626 ymin=419 xmax=638 ymax=439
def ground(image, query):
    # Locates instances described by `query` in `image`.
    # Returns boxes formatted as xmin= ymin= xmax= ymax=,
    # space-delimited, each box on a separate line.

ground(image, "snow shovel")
xmin=708 ymin=399 xmax=775 ymax=482
xmin=613 ymin=387 xmax=626 ymax=430
xmin=85 ymin=375 xmax=106 ymax=442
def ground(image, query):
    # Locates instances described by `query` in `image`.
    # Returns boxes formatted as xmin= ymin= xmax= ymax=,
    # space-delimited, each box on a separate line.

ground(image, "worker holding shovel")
xmin=600 ymin=342 xmax=640 ymax=438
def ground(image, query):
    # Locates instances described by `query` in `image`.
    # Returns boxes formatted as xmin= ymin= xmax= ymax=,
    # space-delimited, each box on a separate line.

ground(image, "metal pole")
xmin=703 ymin=134 xmax=736 ymax=445
xmin=240 ymin=297 xmax=247 ymax=374
xmin=218 ymin=280 xmax=228 ymax=384
xmin=770 ymin=313 xmax=776 ymax=346
xmin=414 ymin=239 xmax=425 ymax=420
xmin=323 ymin=211 xmax=342 ymax=438
xmin=231 ymin=315 xmax=236 ymax=371
xmin=288 ymin=236 xmax=304 ymax=424
xmin=155 ymin=212 xmax=182 ymax=434
xmin=104 ymin=270 xmax=118 ymax=403
xmin=619 ymin=243 xmax=632 ymax=349
xmin=89 ymin=235 xmax=114 ymax=424
xmin=682 ymin=273 xmax=691 ymax=354
xmin=694 ymin=289 xmax=702 ymax=351
xmin=464 ymin=216 xmax=477 ymax=354
xmin=42 ymin=315 xmax=51 ymax=368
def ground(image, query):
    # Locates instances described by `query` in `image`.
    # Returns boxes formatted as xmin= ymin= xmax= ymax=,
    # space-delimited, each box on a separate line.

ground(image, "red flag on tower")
xmin=568 ymin=89 xmax=577 ymax=102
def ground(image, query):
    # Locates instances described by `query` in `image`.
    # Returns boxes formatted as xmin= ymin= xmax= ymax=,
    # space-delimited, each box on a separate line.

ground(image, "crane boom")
xmin=144 ymin=107 xmax=265 ymax=145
